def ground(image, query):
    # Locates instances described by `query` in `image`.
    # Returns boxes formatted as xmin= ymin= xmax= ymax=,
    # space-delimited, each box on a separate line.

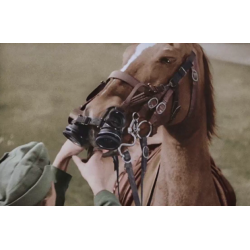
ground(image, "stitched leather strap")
xmin=150 ymin=89 xmax=174 ymax=127
xmin=123 ymin=151 xmax=141 ymax=206
xmin=140 ymin=137 xmax=148 ymax=205
xmin=122 ymin=82 xmax=146 ymax=108
xmin=168 ymin=51 xmax=195 ymax=88
xmin=112 ymin=155 xmax=120 ymax=199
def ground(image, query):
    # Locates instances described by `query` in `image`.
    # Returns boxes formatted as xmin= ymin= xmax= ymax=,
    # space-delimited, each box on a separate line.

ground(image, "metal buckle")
xmin=192 ymin=69 xmax=199 ymax=82
xmin=122 ymin=151 xmax=132 ymax=164
xmin=118 ymin=112 xmax=139 ymax=159
xmin=147 ymin=83 xmax=158 ymax=93
xmin=136 ymin=120 xmax=152 ymax=139
xmin=85 ymin=117 xmax=92 ymax=125
xmin=156 ymin=102 xmax=166 ymax=115
xmin=148 ymin=97 xmax=159 ymax=109
xmin=118 ymin=132 xmax=137 ymax=161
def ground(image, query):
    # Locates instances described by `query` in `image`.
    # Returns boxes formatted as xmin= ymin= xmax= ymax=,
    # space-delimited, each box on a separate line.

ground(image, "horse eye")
xmin=160 ymin=57 xmax=174 ymax=64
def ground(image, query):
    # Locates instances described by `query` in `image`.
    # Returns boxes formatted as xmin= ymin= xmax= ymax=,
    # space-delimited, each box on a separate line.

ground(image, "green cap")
xmin=0 ymin=142 xmax=54 ymax=206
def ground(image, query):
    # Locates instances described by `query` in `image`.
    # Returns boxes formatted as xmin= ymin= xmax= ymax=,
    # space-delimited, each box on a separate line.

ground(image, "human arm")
xmin=52 ymin=140 xmax=84 ymax=206
xmin=72 ymin=151 xmax=121 ymax=206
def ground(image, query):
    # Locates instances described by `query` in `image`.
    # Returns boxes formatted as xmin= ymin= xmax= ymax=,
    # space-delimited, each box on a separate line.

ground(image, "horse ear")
xmin=122 ymin=44 xmax=137 ymax=66
xmin=200 ymin=46 xmax=216 ymax=141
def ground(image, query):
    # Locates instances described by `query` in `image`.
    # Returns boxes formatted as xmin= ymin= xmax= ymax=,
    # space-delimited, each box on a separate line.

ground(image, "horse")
xmin=78 ymin=43 xmax=236 ymax=206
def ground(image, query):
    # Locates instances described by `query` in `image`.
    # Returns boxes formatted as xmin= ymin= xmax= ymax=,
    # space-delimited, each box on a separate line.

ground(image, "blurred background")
xmin=0 ymin=44 xmax=249 ymax=206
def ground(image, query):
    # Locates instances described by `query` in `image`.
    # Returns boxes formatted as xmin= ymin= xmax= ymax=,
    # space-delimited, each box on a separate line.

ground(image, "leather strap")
xmin=123 ymin=151 xmax=141 ymax=206
xmin=86 ymin=80 xmax=107 ymax=101
xmin=168 ymin=51 xmax=195 ymax=88
xmin=122 ymin=82 xmax=146 ymax=108
xmin=112 ymin=155 xmax=120 ymax=199
xmin=73 ymin=115 xmax=103 ymax=127
xmin=150 ymin=88 xmax=174 ymax=127
xmin=108 ymin=70 xmax=141 ymax=88
xmin=140 ymin=137 xmax=148 ymax=205
xmin=170 ymin=53 xmax=199 ymax=125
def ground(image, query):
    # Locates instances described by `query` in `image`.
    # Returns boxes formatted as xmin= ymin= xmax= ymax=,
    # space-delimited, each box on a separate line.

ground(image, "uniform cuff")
xmin=94 ymin=190 xmax=121 ymax=206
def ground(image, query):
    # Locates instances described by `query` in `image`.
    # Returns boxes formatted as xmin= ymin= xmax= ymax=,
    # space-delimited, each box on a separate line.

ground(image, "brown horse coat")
xmin=114 ymin=145 xmax=236 ymax=206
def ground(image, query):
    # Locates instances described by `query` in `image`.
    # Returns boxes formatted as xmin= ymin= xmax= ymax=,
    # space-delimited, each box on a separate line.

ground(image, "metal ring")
xmin=192 ymin=69 xmax=199 ymax=82
xmin=118 ymin=149 xmax=132 ymax=163
xmin=132 ymin=112 xmax=140 ymax=120
xmin=142 ymin=146 xmax=149 ymax=159
xmin=148 ymin=97 xmax=159 ymax=109
xmin=122 ymin=156 xmax=132 ymax=164
xmin=156 ymin=102 xmax=166 ymax=115
xmin=118 ymin=133 xmax=137 ymax=160
xmin=137 ymin=120 xmax=152 ymax=139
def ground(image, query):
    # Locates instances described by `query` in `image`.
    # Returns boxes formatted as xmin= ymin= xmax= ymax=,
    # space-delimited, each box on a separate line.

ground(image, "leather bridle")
xmin=68 ymin=51 xmax=199 ymax=206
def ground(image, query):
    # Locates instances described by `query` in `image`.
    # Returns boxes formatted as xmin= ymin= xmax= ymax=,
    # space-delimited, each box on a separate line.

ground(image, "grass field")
xmin=0 ymin=44 xmax=249 ymax=205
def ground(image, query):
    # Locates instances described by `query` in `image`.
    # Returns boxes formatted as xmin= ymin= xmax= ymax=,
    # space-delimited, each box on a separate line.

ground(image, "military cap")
xmin=0 ymin=142 xmax=54 ymax=206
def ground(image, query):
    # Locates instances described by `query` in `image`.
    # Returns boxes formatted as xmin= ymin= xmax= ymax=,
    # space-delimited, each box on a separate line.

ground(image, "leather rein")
xmin=70 ymin=51 xmax=199 ymax=206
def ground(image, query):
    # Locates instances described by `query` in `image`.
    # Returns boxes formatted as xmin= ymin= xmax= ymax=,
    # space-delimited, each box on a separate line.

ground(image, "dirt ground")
xmin=0 ymin=44 xmax=249 ymax=206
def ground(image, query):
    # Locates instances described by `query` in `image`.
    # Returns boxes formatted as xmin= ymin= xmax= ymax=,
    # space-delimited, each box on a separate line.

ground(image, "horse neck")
xmin=153 ymin=102 xmax=220 ymax=206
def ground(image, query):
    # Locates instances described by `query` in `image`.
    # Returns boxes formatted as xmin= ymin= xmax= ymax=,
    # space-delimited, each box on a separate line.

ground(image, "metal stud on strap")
xmin=179 ymin=66 xmax=187 ymax=76
xmin=192 ymin=69 xmax=199 ymax=82
xmin=148 ymin=97 xmax=159 ymax=109
xmin=142 ymin=146 xmax=149 ymax=159
xmin=156 ymin=102 xmax=166 ymax=115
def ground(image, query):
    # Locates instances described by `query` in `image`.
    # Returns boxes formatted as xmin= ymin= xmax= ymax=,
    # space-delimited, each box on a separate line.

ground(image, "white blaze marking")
xmin=121 ymin=43 xmax=156 ymax=72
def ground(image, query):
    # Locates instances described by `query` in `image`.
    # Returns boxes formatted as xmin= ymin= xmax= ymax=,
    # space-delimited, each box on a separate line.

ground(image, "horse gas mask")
xmin=63 ymin=107 xmax=126 ymax=150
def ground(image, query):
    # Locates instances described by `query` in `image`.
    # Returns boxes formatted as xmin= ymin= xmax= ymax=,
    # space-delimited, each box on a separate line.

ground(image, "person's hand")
xmin=57 ymin=139 xmax=84 ymax=158
xmin=53 ymin=140 xmax=84 ymax=171
xmin=71 ymin=129 xmax=163 ymax=194
xmin=72 ymin=151 xmax=114 ymax=195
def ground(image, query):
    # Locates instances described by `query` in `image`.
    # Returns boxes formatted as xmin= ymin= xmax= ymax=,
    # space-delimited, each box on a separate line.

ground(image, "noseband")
xmin=65 ymin=51 xmax=199 ymax=206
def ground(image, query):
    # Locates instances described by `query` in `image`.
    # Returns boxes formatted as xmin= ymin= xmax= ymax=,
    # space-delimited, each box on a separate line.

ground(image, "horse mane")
xmin=200 ymin=47 xmax=216 ymax=141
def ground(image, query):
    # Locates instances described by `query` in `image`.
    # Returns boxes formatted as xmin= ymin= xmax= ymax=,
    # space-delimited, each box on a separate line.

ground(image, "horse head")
xmin=79 ymin=43 xmax=214 ymax=150
xmin=64 ymin=43 xmax=236 ymax=206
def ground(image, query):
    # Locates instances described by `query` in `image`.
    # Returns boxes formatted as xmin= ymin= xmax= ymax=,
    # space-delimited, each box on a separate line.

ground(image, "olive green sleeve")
xmin=94 ymin=190 xmax=121 ymax=206
xmin=52 ymin=166 xmax=72 ymax=206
